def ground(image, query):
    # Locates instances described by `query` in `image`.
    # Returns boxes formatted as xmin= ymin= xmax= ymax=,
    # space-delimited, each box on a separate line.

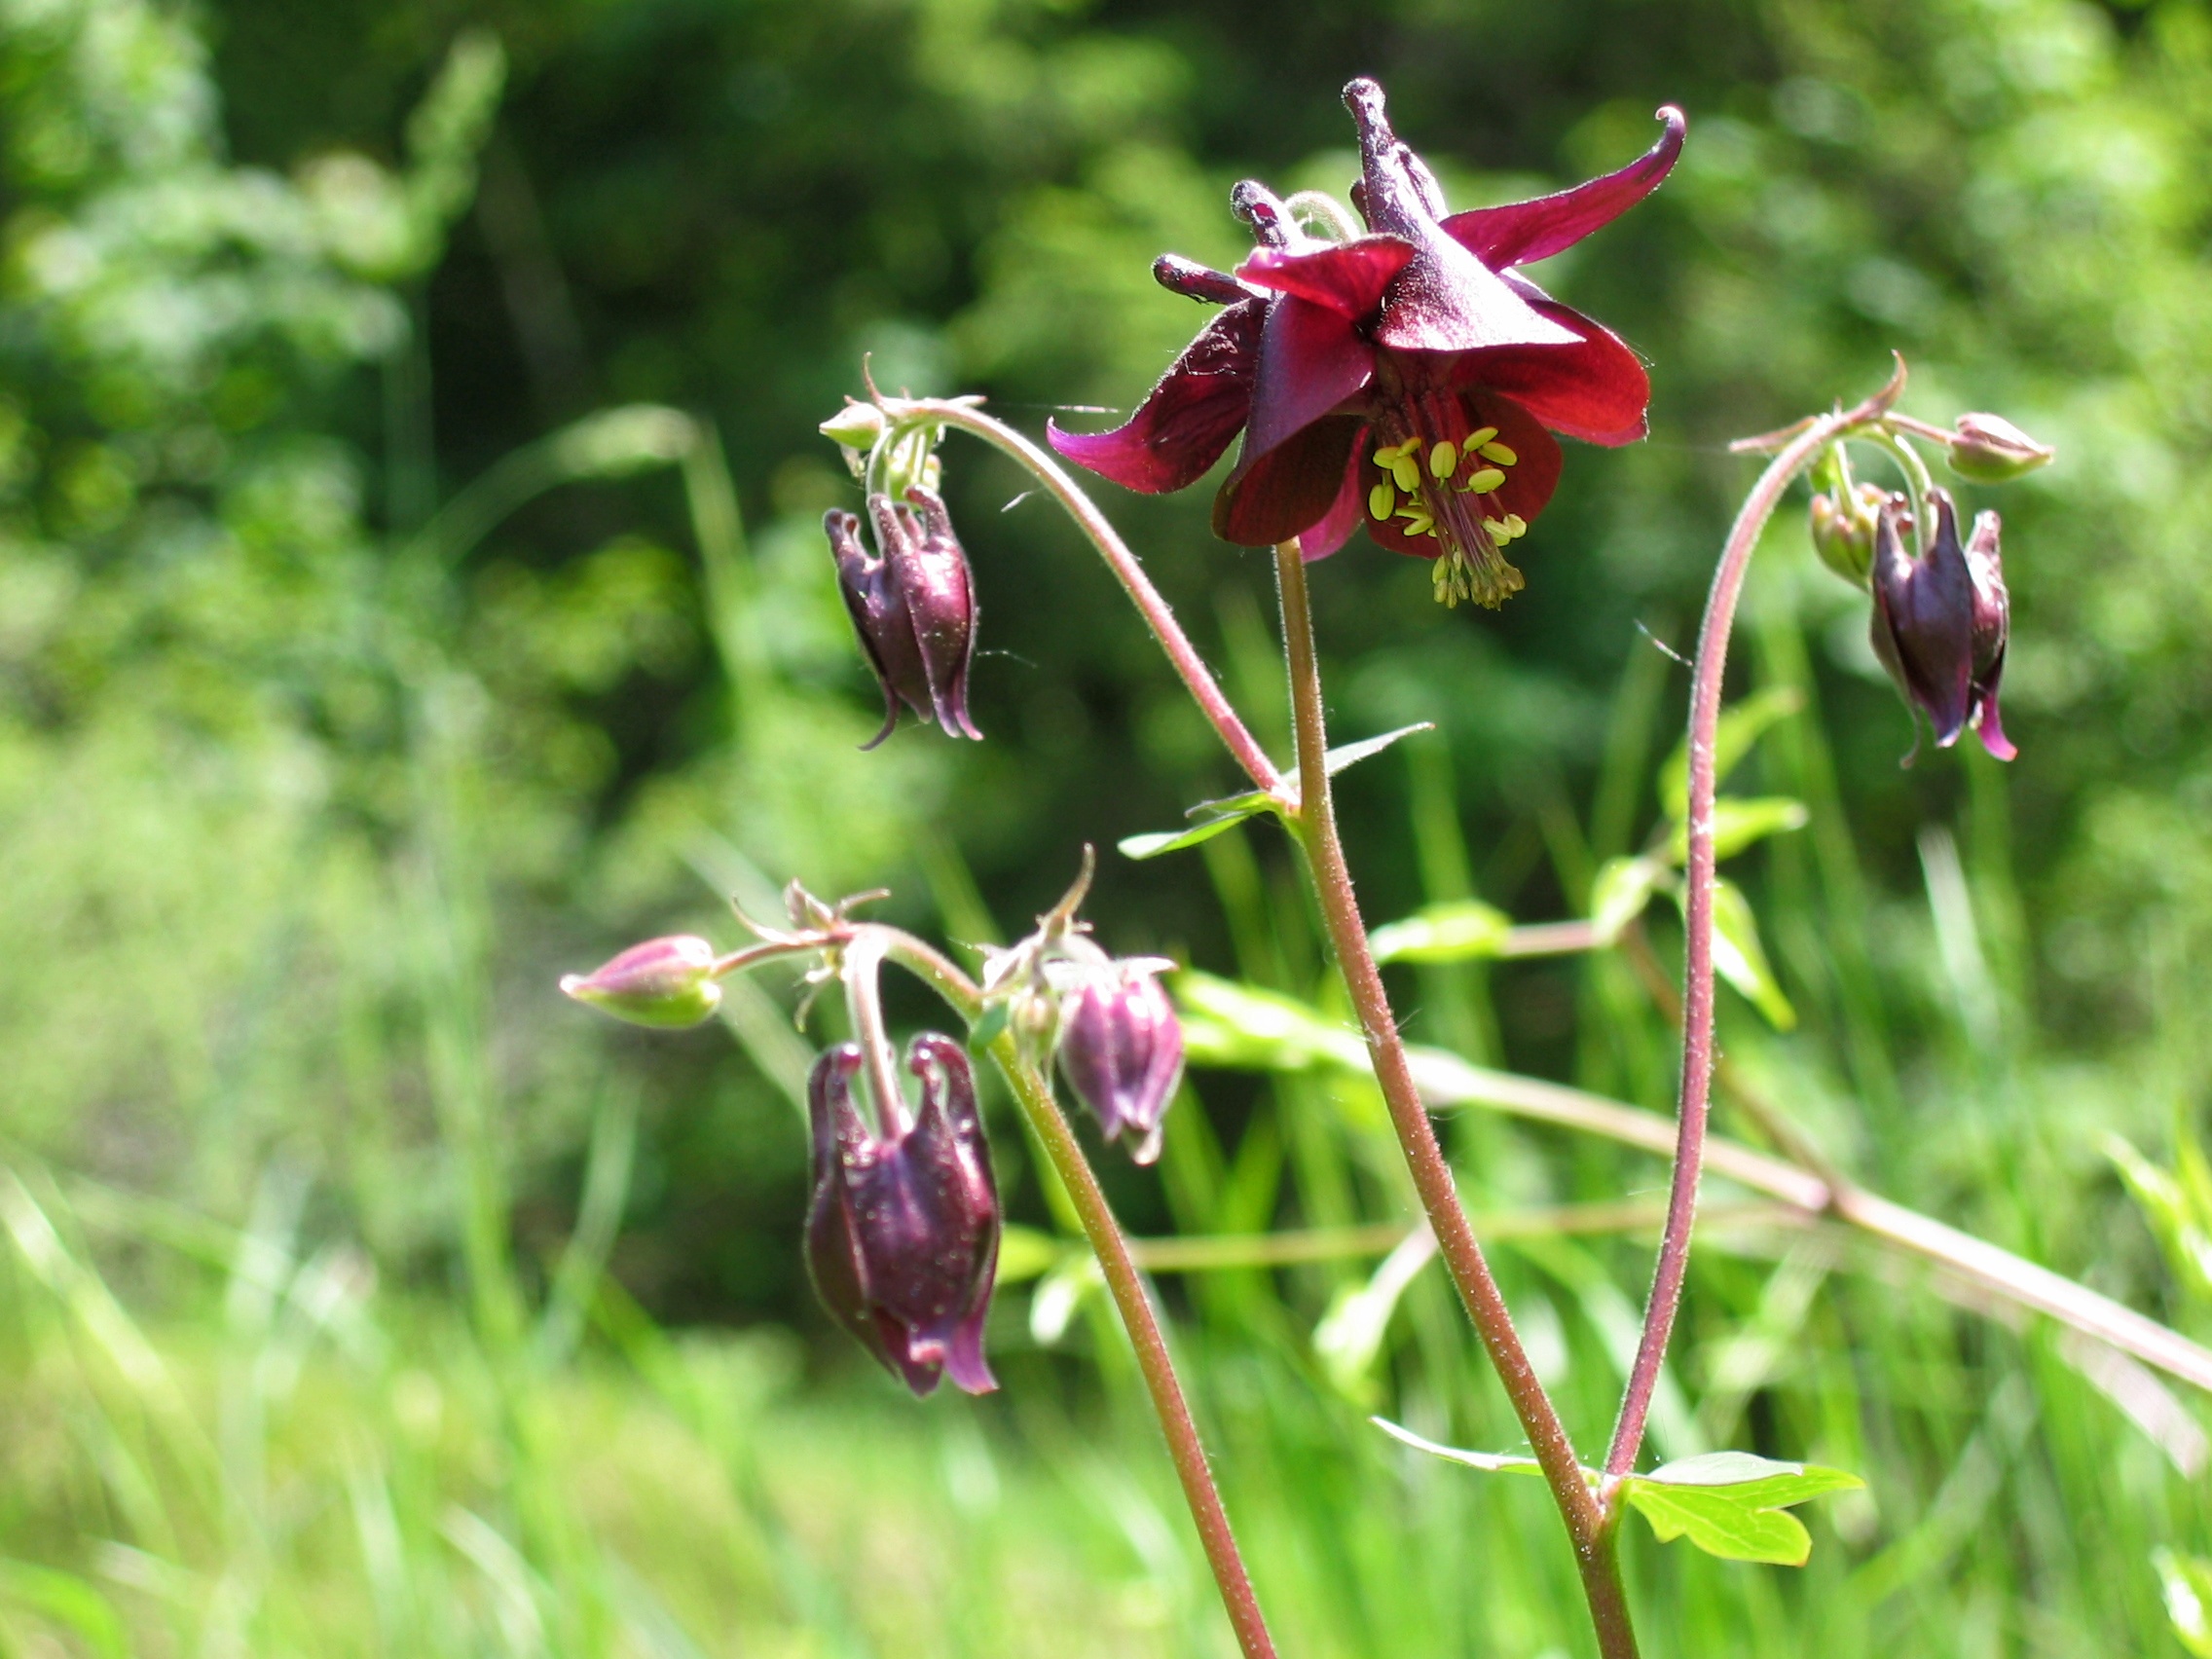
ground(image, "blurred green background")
xmin=4 ymin=0 xmax=2212 ymax=1651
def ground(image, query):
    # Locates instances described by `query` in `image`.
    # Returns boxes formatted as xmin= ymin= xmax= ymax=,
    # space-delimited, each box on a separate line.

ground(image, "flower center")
xmin=1366 ymin=403 xmax=1529 ymax=608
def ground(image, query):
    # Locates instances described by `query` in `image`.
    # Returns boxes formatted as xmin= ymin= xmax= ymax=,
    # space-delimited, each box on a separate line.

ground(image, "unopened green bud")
xmin=1945 ymin=413 xmax=2053 ymax=483
xmin=561 ymin=935 xmax=722 ymax=1028
xmin=1809 ymin=480 xmax=1886 ymax=586
xmin=819 ymin=400 xmax=888 ymax=452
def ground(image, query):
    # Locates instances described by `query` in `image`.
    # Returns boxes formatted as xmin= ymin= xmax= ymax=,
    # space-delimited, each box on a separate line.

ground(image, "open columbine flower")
xmin=1050 ymin=79 xmax=1682 ymax=607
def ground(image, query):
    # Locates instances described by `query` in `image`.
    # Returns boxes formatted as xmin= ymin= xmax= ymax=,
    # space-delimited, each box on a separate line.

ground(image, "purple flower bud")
xmin=1946 ymin=413 xmax=2053 ymax=483
xmin=824 ymin=485 xmax=980 ymax=749
xmin=805 ymin=1035 xmax=999 ymax=1396
xmin=1058 ymin=963 xmax=1184 ymax=1165
xmin=1869 ymin=488 xmax=2014 ymax=762
xmin=559 ymin=936 xmax=721 ymax=1028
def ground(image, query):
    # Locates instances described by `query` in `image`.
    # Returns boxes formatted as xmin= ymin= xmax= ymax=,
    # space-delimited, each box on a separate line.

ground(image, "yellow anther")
xmin=1477 ymin=440 xmax=1518 ymax=466
xmin=1404 ymin=515 xmax=1434 ymax=537
xmin=1481 ymin=518 xmax=1511 ymax=540
xmin=1368 ymin=481 xmax=1396 ymax=521
xmin=1503 ymin=513 xmax=1527 ymax=538
xmin=1466 ymin=426 xmax=1498 ymax=449
xmin=1466 ymin=466 xmax=1506 ymax=495
xmin=1372 ymin=438 xmax=1416 ymax=463
xmin=1389 ymin=456 xmax=1421 ymax=493
xmin=1428 ymin=440 xmax=1458 ymax=478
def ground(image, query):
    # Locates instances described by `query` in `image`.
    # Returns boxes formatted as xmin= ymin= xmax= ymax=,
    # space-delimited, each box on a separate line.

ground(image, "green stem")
xmin=988 ymin=1038 xmax=1279 ymax=1659
xmin=1271 ymin=542 xmax=1638 ymax=1659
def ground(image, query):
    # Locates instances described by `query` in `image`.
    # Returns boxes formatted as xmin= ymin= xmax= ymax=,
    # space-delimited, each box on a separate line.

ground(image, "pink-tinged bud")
xmin=824 ymin=485 xmax=980 ymax=749
xmin=1946 ymin=413 xmax=2054 ymax=483
xmin=1058 ymin=963 xmax=1184 ymax=1165
xmin=1869 ymin=489 xmax=2013 ymax=761
xmin=559 ymin=936 xmax=721 ymax=1028
xmin=805 ymin=1036 xmax=1000 ymax=1396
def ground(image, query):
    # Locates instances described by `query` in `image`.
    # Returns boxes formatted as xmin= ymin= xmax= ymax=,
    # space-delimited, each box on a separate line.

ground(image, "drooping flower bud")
xmin=1808 ymin=479 xmax=1886 ymax=586
xmin=805 ymin=1036 xmax=1000 ymax=1396
xmin=824 ymin=485 xmax=980 ymax=749
xmin=1058 ymin=961 xmax=1184 ymax=1165
xmin=1869 ymin=489 xmax=2014 ymax=761
xmin=559 ymin=935 xmax=722 ymax=1028
xmin=818 ymin=398 xmax=888 ymax=453
xmin=1945 ymin=413 xmax=2054 ymax=483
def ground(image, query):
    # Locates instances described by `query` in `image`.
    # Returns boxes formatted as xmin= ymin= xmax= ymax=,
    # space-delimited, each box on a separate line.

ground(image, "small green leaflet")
xmin=1118 ymin=724 xmax=1432 ymax=861
xmin=1590 ymin=855 xmax=1668 ymax=944
xmin=1623 ymin=1453 xmax=1863 ymax=1567
xmin=1373 ymin=1425 xmax=1862 ymax=1568
xmin=1658 ymin=687 xmax=1803 ymax=820
xmin=1706 ymin=877 xmax=1797 ymax=1030
xmin=1666 ymin=795 xmax=1810 ymax=864
xmin=1370 ymin=900 xmax=1512 ymax=964
xmin=1175 ymin=972 xmax=1368 ymax=1074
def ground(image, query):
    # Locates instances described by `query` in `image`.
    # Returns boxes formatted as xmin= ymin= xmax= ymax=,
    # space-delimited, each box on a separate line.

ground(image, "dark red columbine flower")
xmin=1869 ymin=488 xmax=2014 ymax=762
xmin=805 ymin=1035 xmax=1000 ymax=1396
xmin=1049 ymin=78 xmax=1682 ymax=607
xmin=825 ymin=486 xmax=980 ymax=747
xmin=1058 ymin=960 xmax=1184 ymax=1165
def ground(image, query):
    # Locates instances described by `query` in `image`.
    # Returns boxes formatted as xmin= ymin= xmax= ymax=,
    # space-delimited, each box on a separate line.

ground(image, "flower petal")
xmin=1049 ymin=299 xmax=1263 ymax=492
xmin=1240 ymin=292 xmax=1374 ymax=463
xmin=1300 ymin=429 xmax=1372 ymax=560
xmin=1457 ymin=295 xmax=1652 ymax=445
xmin=1213 ymin=415 xmax=1362 ymax=547
xmin=1235 ymin=236 xmax=1415 ymax=319
xmin=1369 ymin=234 xmax=1581 ymax=353
xmin=1441 ymin=105 xmax=1685 ymax=270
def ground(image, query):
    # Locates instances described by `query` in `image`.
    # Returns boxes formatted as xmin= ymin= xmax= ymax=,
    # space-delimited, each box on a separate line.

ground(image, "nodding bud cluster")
xmin=1808 ymin=479 xmax=1886 ymax=586
xmin=1057 ymin=959 xmax=1185 ymax=1165
xmin=1869 ymin=488 xmax=2014 ymax=761
xmin=825 ymin=486 xmax=980 ymax=748
xmin=1945 ymin=413 xmax=2054 ymax=483
xmin=806 ymin=1035 xmax=1000 ymax=1396
xmin=559 ymin=935 xmax=722 ymax=1028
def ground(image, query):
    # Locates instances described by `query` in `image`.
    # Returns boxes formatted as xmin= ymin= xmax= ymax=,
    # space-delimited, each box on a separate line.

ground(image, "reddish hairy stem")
xmin=1603 ymin=406 xmax=1866 ymax=1485
xmin=989 ymin=1039 xmax=1279 ymax=1659
xmin=1272 ymin=542 xmax=1639 ymax=1659
xmin=854 ymin=928 xmax=1277 ymax=1657
xmin=888 ymin=400 xmax=1284 ymax=796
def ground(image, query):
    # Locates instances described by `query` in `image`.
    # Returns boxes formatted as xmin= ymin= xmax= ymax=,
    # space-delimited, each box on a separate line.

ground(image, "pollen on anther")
xmin=1466 ymin=466 xmax=1506 ymax=495
xmin=1466 ymin=426 xmax=1498 ymax=449
xmin=1368 ymin=482 xmax=1396 ymax=521
xmin=1478 ymin=441 xmax=1518 ymax=466
xmin=1429 ymin=441 xmax=1457 ymax=478
xmin=1503 ymin=513 xmax=1527 ymax=538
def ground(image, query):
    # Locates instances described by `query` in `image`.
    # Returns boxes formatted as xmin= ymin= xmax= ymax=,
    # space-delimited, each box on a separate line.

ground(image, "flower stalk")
xmin=1604 ymin=365 xmax=1907 ymax=1491
xmin=1271 ymin=540 xmax=1637 ymax=1656
xmin=879 ymin=397 xmax=1284 ymax=797
xmin=826 ymin=922 xmax=1279 ymax=1657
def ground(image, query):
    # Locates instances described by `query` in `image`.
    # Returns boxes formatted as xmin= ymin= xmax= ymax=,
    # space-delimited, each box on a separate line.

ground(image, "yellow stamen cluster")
xmin=1366 ymin=426 xmax=1531 ymax=607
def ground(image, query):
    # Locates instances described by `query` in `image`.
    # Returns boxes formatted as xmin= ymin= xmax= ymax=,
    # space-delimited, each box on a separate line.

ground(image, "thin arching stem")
xmin=1604 ymin=377 xmax=1899 ymax=1486
xmin=989 ymin=1038 xmax=1279 ymax=1659
xmin=1272 ymin=542 xmax=1638 ymax=1659
xmin=882 ymin=399 xmax=1284 ymax=797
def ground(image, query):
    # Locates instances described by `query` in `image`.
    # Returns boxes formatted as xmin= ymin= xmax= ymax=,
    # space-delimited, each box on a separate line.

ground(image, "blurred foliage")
xmin=5 ymin=0 xmax=2212 ymax=1650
